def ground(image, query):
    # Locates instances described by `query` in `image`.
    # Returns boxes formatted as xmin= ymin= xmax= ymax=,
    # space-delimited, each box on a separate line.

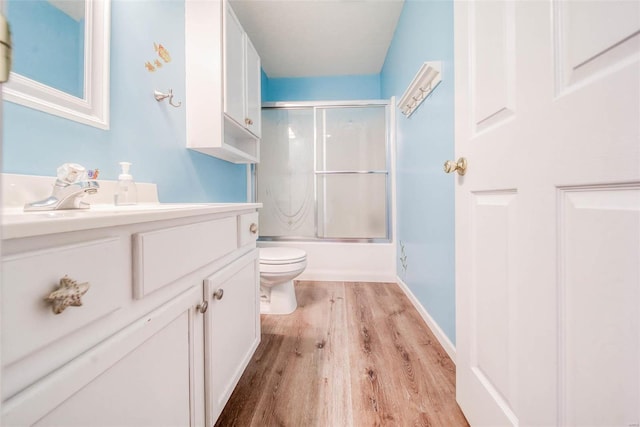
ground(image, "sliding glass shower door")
xmin=258 ymin=101 xmax=390 ymax=241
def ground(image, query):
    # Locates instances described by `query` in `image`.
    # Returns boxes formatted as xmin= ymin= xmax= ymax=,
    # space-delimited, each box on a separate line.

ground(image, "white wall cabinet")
xmin=1 ymin=206 xmax=260 ymax=426
xmin=186 ymin=0 xmax=261 ymax=163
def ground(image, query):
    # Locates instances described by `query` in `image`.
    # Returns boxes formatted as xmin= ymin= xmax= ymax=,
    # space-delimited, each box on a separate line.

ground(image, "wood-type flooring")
xmin=215 ymin=281 xmax=469 ymax=427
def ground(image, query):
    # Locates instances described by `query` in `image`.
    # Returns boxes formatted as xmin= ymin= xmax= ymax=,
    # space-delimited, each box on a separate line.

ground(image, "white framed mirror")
xmin=3 ymin=0 xmax=110 ymax=129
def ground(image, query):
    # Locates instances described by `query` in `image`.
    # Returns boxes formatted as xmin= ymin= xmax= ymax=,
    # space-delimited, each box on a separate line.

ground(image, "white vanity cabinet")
xmin=1 ymin=204 xmax=261 ymax=426
xmin=186 ymin=0 xmax=261 ymax=163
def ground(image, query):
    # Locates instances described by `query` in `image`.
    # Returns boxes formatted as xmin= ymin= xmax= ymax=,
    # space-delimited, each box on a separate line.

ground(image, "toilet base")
xmin=260 ymin=279 xmax=297 ymax=315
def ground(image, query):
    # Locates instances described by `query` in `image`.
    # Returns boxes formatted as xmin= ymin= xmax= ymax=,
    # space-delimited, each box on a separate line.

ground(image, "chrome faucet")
xmin=24 ymin=164 xmax=100 ymax=211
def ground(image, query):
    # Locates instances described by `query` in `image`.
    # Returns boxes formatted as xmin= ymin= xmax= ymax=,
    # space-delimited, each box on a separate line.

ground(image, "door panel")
xmin=556 ymin=0 xmax=640 ymax=90
xmin=559 ymin=186 xmax=640 ymax=426
xmin=471 ymin=0 xmax=516 ymax=131
xmin=471 ymin=191 xmax=517 ymax=408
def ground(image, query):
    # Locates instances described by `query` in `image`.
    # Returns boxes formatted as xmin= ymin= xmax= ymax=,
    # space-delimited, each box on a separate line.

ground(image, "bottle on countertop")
xmin=114 ymin=161 xmax=138 ymax=205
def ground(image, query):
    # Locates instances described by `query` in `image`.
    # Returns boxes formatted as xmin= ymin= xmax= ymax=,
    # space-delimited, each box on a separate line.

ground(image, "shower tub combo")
xmin=255 ymin=100 xmax=396 ymax=283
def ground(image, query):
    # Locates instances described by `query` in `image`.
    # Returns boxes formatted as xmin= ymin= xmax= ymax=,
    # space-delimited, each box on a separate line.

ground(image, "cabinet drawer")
xmin=1 ymin=237 xmax=130 ymax=367
xmin=133 ymin=216 xmax=238 ymax=299
xmin=238 ymin=212 xmax=259 ymax=247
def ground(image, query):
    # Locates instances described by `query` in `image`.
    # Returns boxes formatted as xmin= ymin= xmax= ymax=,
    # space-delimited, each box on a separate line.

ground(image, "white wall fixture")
xmin=397 ymin=61 xmax=441 ymax=117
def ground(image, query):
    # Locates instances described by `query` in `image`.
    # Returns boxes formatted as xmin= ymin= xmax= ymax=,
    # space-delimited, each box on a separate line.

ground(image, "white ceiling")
xmin=229 ymin=0 xmax=404 ymax=78
xmin=47 ymin=0 xmax=85 ymax=21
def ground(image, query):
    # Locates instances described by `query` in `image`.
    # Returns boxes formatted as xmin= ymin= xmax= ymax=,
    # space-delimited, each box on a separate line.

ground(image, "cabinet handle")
xmin=213 ymin=289 xmax=224 ymax=300
xmin=245 ymin=118 xmax=253 ymax=126
xmin=45 ymin=275 xmax=90 ymax=315
xmin=196 ymin=301 xmax=208 ymax=314
xmin=249 ymin=223 xmax=258 ymax=234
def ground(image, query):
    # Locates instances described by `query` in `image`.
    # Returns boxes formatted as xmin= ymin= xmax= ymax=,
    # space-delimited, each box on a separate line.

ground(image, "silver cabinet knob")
xmin=249 ymin=223 xmax=258 ymax=234
xmin=213 ymin=289 xmax=224 ymax=300
xmin=45 ymin=275 xmax=90 ymax=315
xmin=196 ymin=301 xmax=208 ymax=314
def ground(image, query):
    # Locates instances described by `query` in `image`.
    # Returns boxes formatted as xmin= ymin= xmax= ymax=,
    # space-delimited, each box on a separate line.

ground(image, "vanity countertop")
xmin=2 ymin=203 xmax=262 ymax=240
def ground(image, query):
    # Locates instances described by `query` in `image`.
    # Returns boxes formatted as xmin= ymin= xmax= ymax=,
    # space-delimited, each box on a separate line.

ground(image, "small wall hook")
xmin=154 ymin=89 xmax=181 ymax=108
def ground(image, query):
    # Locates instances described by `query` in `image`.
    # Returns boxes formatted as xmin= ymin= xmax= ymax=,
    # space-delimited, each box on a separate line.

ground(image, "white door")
xmin=454 ymin=1 xmax=639 ymax=425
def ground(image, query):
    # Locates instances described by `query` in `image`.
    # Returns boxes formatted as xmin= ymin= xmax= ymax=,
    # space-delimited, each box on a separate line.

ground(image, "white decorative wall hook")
xmin=154 ymin=89 xmax=182 ymax=108
xmin=397 ymin=61 xmax=442 ymax=117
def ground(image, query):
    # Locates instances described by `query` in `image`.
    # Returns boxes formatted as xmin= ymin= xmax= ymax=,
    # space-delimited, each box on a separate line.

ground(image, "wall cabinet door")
xmin=244 ymin=36 xmax=261 ymax=138
xmin=2 ymin=286 xmax=205 ymax=427
xmin=204 ymin=249 xmax=260 ymax=426
xmin=224 ymin=2 xmax=246 ymax=127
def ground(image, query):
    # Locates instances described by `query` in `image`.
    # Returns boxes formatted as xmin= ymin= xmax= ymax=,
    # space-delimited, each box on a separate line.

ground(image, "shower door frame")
xmin=257 ymin=99 xmax=392 ymax=243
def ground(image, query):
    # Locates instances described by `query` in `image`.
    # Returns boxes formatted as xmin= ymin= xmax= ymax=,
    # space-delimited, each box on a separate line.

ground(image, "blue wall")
xmin=265 ymin=74 xmax=381 ymax=101
xmin=381 ymin=0 xmax=455 ymax=343
xmin=3 ymin=0 xmax=247 ymax=203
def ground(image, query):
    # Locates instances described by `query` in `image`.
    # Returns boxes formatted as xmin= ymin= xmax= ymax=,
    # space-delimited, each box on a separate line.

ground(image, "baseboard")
xmin=396 ymin=276 xmax=456 ymax=363
xmin=298 ymin=270 xmax=396 ymax=283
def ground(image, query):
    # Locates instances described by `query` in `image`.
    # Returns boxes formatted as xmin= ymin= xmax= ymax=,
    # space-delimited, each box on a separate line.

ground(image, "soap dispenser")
xmin=114 ymin=162 xmax=138 ymax=205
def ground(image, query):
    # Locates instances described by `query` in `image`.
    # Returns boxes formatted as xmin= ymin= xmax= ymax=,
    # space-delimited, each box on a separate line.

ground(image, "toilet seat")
xmin=259 ymin=259 xmax=307 ymax=275
xmin=260 ymin=247 xmax=307 ymax=265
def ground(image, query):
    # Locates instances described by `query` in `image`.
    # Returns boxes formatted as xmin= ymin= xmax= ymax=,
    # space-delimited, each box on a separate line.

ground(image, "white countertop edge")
xmin=2 ymin=203 xmax=262 ymax=240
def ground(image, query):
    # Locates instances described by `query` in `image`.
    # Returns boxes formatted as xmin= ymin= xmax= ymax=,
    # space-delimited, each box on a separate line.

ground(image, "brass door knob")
xmin=444 ymin=157 xmax=467 ymax=176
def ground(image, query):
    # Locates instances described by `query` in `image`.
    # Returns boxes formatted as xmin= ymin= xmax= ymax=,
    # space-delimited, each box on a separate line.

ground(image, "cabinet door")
xmin=2 ymin=286 xmax=205 ymax=427
xmin=244 ymin=36 xmax=261 ymax=138
xmin=223 ymin=2 xmax=245 ymax=126
xmin=204 ymin=249 xmax=260 ymax=426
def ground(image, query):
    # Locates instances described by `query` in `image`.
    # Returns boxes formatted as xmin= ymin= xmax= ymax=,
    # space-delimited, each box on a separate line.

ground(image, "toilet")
xmin=259 ymin=247 xmax=307 ymax=314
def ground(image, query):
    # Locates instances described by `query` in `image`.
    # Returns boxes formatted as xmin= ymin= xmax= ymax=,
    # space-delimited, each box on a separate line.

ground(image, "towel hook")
xmin=154 ymin=89 xmax=181 ymax=108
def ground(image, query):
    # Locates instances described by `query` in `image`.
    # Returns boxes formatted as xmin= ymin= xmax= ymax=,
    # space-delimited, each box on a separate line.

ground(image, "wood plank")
xmin=346 ymin=282 xmax=466 ymax=426
xmin=216 ymin=281 xmax=468 ymax=426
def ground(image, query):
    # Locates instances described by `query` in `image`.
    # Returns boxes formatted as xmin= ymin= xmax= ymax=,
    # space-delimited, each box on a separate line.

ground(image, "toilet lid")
xmin=260 ymin=247 xmax=307 ymax=265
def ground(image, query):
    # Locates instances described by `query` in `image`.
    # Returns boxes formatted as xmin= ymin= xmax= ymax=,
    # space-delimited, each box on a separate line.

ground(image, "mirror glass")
xmin=3 ymin=0 xmax=110 ymax=130
xmin=8 ymin=0 xmax=85 ymax=98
